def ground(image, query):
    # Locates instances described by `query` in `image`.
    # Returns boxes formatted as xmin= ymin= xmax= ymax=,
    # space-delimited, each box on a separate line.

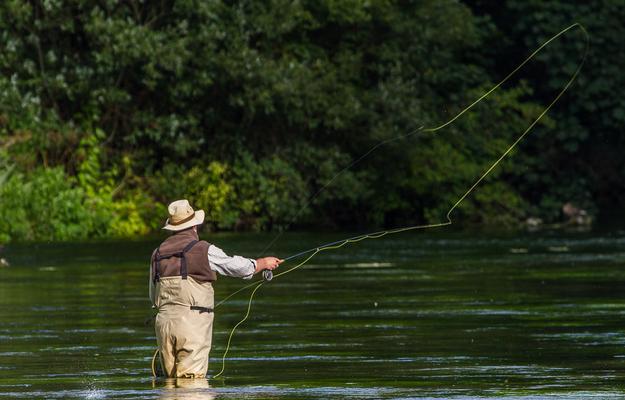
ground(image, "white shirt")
xmin=208 ymin=244 xmax=256 ymax=279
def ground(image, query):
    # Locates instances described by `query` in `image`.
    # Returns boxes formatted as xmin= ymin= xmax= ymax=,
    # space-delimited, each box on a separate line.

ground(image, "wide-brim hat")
xmin=162 ymin=199 xmax=205 ymax=231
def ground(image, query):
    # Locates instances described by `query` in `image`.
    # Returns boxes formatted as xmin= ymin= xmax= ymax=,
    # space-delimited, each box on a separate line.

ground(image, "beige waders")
xmin=154 ymin=276 xmax=214 ymax=378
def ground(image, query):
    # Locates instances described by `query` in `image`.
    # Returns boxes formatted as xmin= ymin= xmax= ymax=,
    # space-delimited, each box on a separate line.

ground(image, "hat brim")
xmin=162 ymin=209 xmax=205 ymax=231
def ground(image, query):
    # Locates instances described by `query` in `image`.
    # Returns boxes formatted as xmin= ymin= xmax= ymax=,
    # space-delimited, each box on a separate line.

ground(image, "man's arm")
xmin=208 ymin=245 xmax=282 ymax=279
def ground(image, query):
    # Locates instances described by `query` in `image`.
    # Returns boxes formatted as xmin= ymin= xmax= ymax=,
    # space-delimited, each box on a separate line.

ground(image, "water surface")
xmin=1 ymin=230 xmax=625 ymax=398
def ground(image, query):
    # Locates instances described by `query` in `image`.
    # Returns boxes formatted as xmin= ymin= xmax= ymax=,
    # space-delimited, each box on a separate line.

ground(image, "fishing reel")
xmin=262 ymin=269 xmax=273 ymax=281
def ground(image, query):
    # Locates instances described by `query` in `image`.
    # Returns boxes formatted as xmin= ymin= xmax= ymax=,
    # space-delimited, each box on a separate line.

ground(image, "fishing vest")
xmin=151 ymin=229 xmax=217 ymax=284
xmin=151 ymin=229 xmax=217 ymax=313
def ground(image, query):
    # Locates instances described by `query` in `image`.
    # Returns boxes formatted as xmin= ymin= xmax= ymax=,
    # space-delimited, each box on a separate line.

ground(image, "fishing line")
xmin=150 ymin=23 xmax=588 ymax=379
xmin=209 ymin=22 xmax=589 ymax=379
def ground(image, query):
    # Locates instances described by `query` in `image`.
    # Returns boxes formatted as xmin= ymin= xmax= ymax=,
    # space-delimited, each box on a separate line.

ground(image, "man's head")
xmin=162 ymin=199 xmax=205 ymax=231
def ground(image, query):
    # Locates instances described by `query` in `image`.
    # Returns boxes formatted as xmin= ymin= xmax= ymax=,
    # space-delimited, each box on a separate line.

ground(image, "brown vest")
xmin=151 ymin=229 xmax=217 ymax=283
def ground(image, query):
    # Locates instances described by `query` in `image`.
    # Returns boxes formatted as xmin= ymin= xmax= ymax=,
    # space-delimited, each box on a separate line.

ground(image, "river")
xmin=1 ymin=229 xmax=624 ymax=399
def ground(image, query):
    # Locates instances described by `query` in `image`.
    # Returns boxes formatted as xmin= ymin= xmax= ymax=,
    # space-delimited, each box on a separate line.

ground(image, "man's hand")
xmin=255 ymin=257 xmax=283 ymax=274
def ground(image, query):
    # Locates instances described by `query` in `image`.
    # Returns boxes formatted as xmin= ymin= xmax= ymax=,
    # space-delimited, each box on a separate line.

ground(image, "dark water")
xmin=1 ymin=230 xmax=625 ymax=399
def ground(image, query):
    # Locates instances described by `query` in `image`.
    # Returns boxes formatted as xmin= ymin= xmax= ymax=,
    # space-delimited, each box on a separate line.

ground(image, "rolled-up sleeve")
xmin=208 ymin=245 xmax=256 ymax=279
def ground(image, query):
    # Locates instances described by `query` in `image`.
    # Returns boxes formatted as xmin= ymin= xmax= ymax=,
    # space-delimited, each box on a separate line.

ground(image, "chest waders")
xmin=152 ymin=239 xmax=215 ymax=378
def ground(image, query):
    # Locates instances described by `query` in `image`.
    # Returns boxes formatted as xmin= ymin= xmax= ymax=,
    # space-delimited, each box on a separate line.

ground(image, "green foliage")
xmin=149 ymin=151 xmax=310 ymax=231
xmin=467 ymin=0 xmax=625 ymax=221
xmin=0 ymin=150 xmax=13 ymax=190
xmin=0 ymin=167 xmax=87 ymax=241
xmin=284 ymin=143 xmax=375 ymax=227
xmin=150 ymin=161 xmax=232 ymax=229
xmin=75 ymin=129 xmax=151 ymax=237
xmin=223 ymin=150 xmax=309 ymax=231
xmin=0 ymin=1 xmax=620 ymax=241
xmin=0 ymin=130 xmax=153 ymax=242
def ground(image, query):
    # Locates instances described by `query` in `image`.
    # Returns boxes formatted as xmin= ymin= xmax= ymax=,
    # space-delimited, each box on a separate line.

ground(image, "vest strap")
xmin=153 ymin=249 xmax=161 ymax=283
xmin=180 ymin=240 xmax=199 ymax=280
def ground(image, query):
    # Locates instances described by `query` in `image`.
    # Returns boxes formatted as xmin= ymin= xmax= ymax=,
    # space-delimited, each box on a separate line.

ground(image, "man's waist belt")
xmin=157 ymin=303 xmax=214 ymax=314
xmin=190 ymin=305 xmax=213 ymax=314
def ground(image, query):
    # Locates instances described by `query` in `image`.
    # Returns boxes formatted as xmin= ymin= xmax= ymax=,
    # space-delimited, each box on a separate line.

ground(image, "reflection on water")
xmin=0 ymin=230 xmax=624 ymax=399
xmin=157 ymin=378 xmax=215 ymax=400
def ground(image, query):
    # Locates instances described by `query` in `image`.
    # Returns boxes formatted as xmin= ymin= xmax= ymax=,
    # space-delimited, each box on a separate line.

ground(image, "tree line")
xmin=0 ymin=0 xmax=622 ymax=242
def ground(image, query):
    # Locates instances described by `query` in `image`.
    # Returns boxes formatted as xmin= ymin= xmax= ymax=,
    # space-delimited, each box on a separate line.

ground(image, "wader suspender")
xmin=152 ymin=240 xmax=213 ymax=314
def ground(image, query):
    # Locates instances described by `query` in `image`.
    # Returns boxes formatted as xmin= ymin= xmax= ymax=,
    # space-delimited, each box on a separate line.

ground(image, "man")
xmin=149 ymin=199 xmax=282 ymax=378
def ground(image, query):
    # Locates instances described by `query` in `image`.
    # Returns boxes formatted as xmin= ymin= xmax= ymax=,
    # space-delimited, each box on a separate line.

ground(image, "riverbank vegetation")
xmin=0 ymin=1 xmax=623 ymax=242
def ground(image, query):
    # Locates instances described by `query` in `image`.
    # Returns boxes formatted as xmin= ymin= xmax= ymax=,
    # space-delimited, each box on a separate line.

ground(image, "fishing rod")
xmin=263 ymin=232 xmax=397 ymax=281
xmin=261 ymin=221 xmax=444 ymax=281
xmin=284 ymin=229 xmax=408 ymax=262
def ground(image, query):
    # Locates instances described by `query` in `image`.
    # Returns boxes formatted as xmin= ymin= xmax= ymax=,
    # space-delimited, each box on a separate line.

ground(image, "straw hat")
xmin=162 ymin=199 xmax=205 ymax=231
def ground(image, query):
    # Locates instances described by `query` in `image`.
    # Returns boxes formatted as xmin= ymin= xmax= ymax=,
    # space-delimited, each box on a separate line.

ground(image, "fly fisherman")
xmin=149 ymin=199 xmax=282 ymax=378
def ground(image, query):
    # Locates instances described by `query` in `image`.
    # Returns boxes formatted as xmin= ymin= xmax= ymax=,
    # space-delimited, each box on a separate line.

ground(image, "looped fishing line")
xmin=151 ymin=23 xmax=589 ymax=379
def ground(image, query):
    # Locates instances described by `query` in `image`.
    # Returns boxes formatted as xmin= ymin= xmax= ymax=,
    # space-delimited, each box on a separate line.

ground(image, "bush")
xmin=223 ymin=150 xmax=309 ymax=231
xmin=149 ymin=161 xmax=232 ymax=230
xmin=0 ymin=167 xmax=88 ymax=241
xmin=0 ymin=165 xmax=156 ymax=242
xmin=0 ymin=130 xmax=154 ymax=242
xmin=76 ymin=129 xmax=151 ymax=237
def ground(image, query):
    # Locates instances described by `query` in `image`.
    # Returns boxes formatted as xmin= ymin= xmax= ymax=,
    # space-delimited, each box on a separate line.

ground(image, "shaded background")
xmin=0 ymin=0 xmax=622 ymax=242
